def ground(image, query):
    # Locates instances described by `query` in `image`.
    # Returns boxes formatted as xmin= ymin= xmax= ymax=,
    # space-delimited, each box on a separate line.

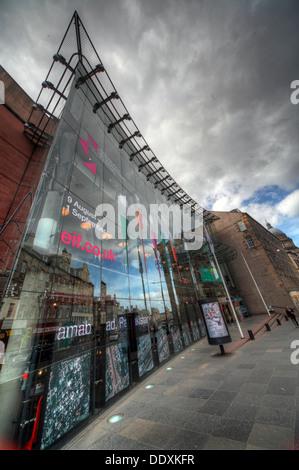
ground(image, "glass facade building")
xmin=0 ymin=13 xmax=235 ymax=450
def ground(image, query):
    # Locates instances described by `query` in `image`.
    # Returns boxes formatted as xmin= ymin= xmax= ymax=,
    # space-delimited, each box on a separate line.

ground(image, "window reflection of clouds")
xmin=101 ymin=268 xmax=130 ymax=299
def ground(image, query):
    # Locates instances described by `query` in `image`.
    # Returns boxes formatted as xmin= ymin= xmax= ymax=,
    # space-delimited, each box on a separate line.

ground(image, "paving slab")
xmin=62 ymin=314 xmax=299 ymax=451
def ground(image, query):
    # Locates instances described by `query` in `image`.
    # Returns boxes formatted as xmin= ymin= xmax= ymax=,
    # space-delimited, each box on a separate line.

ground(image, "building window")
xmin=238 ymin=221 xmax=247 ymax=232
xmin=245 ymin=235 xmax=255 ymax=249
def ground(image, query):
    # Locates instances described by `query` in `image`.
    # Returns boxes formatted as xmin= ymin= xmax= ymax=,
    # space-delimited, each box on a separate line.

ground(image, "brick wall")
xmin=0 ymin=67 xmax=49 ymax=285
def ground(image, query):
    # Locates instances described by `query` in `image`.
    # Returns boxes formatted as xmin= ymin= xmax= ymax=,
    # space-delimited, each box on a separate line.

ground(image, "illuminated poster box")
xmin=198 ymin=298 xmax=231 ymax=347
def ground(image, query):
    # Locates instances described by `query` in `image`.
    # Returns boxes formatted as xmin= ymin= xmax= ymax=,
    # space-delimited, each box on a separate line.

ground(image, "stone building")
xmin=266 ymin=222 xmax=299 ymax=308
xmin=211 ymin=210 xmax=299 ymax=315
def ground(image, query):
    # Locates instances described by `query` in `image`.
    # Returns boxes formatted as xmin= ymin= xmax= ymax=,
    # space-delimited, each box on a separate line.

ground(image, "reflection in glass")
xmin=132 ymin=300 xmax=154 ymax=378
xmin=101 ymin=268 xmax=130 ymax=299
xmin=105 ymin=343 xmax=129 ymax=401
xmin=0 ymin=49 xmax=232 ymax=450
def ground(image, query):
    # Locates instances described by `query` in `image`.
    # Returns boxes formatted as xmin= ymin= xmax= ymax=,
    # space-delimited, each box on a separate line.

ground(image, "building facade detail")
xmin=212 ymin=210 xmax=299 ymax=314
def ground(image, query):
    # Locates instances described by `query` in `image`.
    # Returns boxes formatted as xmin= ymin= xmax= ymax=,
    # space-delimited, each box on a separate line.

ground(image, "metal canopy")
xmin=24 ymin=11 xmax=218 ymax=224
xmin=173 ymin=242 xmax=236 ymax=266
xmin=196 ymin=241 xmax=237 ymax=264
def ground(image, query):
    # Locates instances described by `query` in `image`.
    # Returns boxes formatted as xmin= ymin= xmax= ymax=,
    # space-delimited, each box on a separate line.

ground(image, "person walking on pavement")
xmin=286 ymin=305 xmax=299 ymax=326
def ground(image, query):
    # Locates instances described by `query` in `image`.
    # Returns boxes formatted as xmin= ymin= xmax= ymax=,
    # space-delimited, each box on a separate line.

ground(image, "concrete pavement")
xmin=62 ymin=313 xmax=299 ymax=451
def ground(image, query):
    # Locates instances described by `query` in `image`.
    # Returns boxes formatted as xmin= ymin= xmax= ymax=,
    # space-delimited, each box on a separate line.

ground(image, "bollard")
xmin=276 ymin=318 xmax=281 ymax=326
xmin=265 ymin=323 xmax=271 ymax=331
xmin=248 ymin=329 xmax=255 ymax=340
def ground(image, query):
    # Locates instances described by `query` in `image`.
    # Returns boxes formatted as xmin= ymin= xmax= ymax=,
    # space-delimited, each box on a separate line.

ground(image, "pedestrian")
xmin=285 ymin=305 xmax=299 ymax=326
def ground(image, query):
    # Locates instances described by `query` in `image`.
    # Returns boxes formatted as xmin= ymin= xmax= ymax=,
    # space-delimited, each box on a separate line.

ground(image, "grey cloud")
xmin=0 ymin=0 xmax=298 ymax=237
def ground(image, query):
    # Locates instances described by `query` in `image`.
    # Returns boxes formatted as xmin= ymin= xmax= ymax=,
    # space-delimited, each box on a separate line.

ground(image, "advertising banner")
xmin=198 ymin=267 xmax=221 ymax=282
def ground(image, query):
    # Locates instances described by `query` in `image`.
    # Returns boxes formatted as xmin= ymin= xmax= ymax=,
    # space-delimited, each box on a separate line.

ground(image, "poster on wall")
xmin=134 ymin=313 xmax=154 ymax=377
xmin=198 ymin=298 xmax=231 ymax=346
xmin=190 ymin=321 xmax=200 ymax=341
xmin=137 ymin=334 xmax=154 ymax=377
xmin=40 ymin=353 xmax=91 ymax=449
xmin=156 ymin=328 xmax=170 ymax=363
xmin=105 ymin=343 xmax=129 ymax=401
xmin=170 ymin=325 xmax=183 ymax=353
xmin=181 ymin=323 xmax=192 ymax=346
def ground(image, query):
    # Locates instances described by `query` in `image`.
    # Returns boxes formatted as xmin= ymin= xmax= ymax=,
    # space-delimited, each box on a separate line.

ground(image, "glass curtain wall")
xmin=0 ymin=69 xmax=224 ymax=450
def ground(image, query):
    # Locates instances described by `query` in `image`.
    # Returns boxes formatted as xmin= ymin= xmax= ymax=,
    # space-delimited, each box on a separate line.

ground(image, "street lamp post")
xmin=204 ymin=227 xmax=244 ymax=339
xmin=240 ymin=252 xmax=271 ymax=317
xmin=212 ymin=250 xmax=245 ymax=339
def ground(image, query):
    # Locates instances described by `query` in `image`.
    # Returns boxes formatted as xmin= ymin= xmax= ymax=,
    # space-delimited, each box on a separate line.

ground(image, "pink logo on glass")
xmin=79 ymin=132 xmax=98 ymax=175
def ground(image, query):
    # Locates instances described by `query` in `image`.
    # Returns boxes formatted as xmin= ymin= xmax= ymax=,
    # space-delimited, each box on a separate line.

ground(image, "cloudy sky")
xmin=1 ymin=0 xmax=299 ymax=244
